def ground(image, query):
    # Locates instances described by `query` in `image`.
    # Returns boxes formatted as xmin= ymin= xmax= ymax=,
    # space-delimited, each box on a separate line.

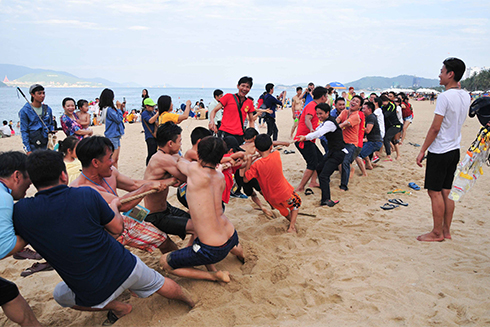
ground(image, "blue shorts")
xmin=108 ymin=136 xmax=121 ymax=150
xmin=167 ymin=230 xmax=239 ymax=269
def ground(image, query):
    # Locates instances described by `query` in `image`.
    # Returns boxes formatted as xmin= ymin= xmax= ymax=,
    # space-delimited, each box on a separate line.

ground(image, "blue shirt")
xmin=14 ymin=185 xmax=136 ymax=307
xmin=19 ymin=103 xmax=54 ymax=152
xmin=0 ymin=182 xmax=17 ymax=260
xmin=104 ymin=107 xmax=125 ymax=138
xmin=303 ymin=92 xmax=313 ymax=106
xmin=263 ymin=94 xmax=283 ymax=119
xmin=330 ymin=108 xmax=339 ymax=118
xmin=141 ymin=110 xmax=156 ymax=140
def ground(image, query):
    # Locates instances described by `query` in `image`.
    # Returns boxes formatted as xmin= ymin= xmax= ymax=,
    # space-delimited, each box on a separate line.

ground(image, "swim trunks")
xmin=167 ymin=230 xmax=239 ymax=269
xmin=146 ymin=202 xmax=190 ymax=240
xmin=117 ymin=217 xmax=167 ymax=253
xmin=275 ymin=191 xmax=302 ymax=217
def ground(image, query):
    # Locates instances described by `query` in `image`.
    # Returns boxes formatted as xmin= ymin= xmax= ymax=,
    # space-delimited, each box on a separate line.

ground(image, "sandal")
xmin=284 ymin=149 xmax=296 ymax=154
xmin=20 ymin=262 xmax=53 ymax=277
xmin=389 ymin=199 xmax=408 ymax=206
xmin=102 ymin=310 xmax=120 ymax=326
xmin=304 ymin=188 xmax=314 ymax=196
xmin=408 ymin=182 xmax=421 ymax=191
xmin=380 ymin=203 xmax=398 ymax=210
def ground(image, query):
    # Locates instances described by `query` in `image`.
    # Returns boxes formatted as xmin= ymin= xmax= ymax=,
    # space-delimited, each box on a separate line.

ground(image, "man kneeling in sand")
xmin=13 ymin=150 xmax=194 ymax=325
xmin=160 ymin=136 xmax=244 ymax=282
xmin=71 ymin=136 xmax=178 ymax=254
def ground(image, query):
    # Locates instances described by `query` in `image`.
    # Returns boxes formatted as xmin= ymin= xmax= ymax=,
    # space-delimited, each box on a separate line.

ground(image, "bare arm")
xmin=178 ymin=100 xmax=192 ymax=123
xmin=148 ymin=111 xmax=159 ymax=124
xmin=365 ymin=123 xmax=374 ymax=135
xmin=208 ymin=102 xmax=223 ymax=132
xmin=273 ymin=140 xmax=291 ymax=147
xmin=247 ymin=112 xmax=255 ymax=128
xmin=5 ymin=236 xmax=28 ymax=257
xmin=104 ymin=197 xmax=124 ymax=237
xmin=417 ymin=114 xmax=443 ymax=167
xmin=304 ymin=114 xmax=314 ymax=133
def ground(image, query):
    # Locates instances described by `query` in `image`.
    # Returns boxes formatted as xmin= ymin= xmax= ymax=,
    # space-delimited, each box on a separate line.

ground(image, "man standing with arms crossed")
xmin=416 ymin=58 xmax=470 ymax=242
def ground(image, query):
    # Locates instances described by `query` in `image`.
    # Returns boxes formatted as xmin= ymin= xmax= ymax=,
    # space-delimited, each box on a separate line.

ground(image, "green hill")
xmin=346 ymin=75 xmax=439 ymax=90
xmin=13 ymin=72 xmax=102 ymax=87
xmin=0 ymin=81 xmax=7 ymax=87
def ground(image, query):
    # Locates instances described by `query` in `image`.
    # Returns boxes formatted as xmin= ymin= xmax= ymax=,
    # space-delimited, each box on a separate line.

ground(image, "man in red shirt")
xmin=294 ymin=86 xmax=328 ymax=192
xmin=209 ymin=76 xmax=255 ymax=144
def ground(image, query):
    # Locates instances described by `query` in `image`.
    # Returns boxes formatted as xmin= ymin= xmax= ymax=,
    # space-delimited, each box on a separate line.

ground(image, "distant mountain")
xmin=346 ymin=75 xmax=439 ymax=90
xmin=0 ymin=81 xmax=7 ymax=87
xmin=0 ymin=63 xmax=139 ymax=88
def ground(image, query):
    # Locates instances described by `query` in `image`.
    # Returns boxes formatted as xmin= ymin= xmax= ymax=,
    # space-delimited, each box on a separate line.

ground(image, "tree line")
xmin=461 ymin=69 xmax=490 ymax=92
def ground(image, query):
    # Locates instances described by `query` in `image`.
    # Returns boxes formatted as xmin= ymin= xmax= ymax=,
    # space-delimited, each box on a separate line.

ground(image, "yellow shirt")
xmin=158 ymin=112 xmax=180 ymax=125
xmin=65 ymin=159 xmax=82 ymax=185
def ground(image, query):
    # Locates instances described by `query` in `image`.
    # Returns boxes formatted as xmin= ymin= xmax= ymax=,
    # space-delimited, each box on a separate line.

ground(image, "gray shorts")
xmin=53 ymin=255 xmax=165 ymax=308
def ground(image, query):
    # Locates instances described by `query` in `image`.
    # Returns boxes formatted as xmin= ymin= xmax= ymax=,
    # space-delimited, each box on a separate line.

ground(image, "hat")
xmin=144 ymin=98 xmax=157 ymax=106
xmin=29 ymin=84 xmax=44 ymax=94
xmin=223 ymin=136 xmax=244 ymax=153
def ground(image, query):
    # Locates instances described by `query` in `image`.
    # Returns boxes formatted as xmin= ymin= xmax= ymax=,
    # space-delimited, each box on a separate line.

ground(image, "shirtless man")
xmin=144 ymin=122 xmax=196 ymax=243
xmin=71 ymin=136 xmax=178 ymax=254
xmin=290 ymin=87 xmax=304 ymax=138
xmin=160 ymin=136 xmax=244 ymax=282
xmin=183 ymin=127 xmax=212 ymax=162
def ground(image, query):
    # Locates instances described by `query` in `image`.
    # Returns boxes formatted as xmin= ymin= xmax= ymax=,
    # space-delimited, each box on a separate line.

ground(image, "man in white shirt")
xmin=416 ymin=57 xmax=471 ymax=242
xmin=0 ymin=121 xmax=11 ymax=137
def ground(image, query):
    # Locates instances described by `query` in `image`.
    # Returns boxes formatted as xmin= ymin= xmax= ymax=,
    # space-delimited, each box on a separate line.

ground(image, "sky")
xmin=1 ymin=0 xmax=489 ymax=88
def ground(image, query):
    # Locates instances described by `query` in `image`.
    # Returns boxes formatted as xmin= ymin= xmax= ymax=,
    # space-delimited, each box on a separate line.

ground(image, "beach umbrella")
xmin=329 ymin=81 xmax=346 ymax=89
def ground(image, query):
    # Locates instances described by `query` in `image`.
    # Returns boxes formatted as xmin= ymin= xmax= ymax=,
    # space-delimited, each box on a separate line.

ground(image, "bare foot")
xmin=111 ymin=303 xmax=133 ymax=320
xmin=443 ymin=231 xmax=452 ymax=240
xmin=361 ymin=173 xmax=368 ymax=177
xmin=417 ymin=231 xmax=444 ymax=242
xmin=295 ymin=187 xmax=305 ymax=193
xmin=308 ymin=183 xmax=320 ymax=188
xmin=215 ymin=271 xmax=231 ymax=283
xmin=287 ymin=225 xmax=297 ymax=233
xmin=366 ymin=165 xmax=373 ymax=170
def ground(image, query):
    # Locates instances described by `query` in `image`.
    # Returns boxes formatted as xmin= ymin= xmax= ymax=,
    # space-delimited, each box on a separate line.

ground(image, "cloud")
xmin=34 ymin=19 xmax=117 ymax=30
xmin=128 ymin=26 xmax=150 ymax=31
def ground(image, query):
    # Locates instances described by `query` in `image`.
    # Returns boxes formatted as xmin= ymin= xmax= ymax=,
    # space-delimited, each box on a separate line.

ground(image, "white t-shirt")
xmin=373 ymin=108 xmax=385 ymax=138
xmin=428 ymin=89 xmax=470 ymax=154
xmin=396 ymin=105 xmax=403 ymax=125
xmin=0 ymin=125 xmax=10 ymax=136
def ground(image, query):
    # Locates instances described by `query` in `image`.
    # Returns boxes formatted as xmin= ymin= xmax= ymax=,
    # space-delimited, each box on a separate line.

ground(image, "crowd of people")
xmin=0 ymin=57 xmax=472 ymax=326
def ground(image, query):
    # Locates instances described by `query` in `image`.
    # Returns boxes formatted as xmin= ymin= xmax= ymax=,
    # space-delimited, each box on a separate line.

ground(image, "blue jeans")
xmin=359 ymin=141 xmax=382 ymax=159
xmin=340 ymin=143 xmax=356 ymax=190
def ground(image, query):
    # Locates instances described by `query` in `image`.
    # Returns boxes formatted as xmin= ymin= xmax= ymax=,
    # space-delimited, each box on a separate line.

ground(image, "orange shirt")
xmin=245 ymin=151 xmax=294 ymax=206
xmin=338 ymin=109 xmax=360 ymax=145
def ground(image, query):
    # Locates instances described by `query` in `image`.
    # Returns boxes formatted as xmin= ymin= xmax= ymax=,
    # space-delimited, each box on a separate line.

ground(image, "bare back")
xmin=184 ymin=162 xmax=235 ymax=246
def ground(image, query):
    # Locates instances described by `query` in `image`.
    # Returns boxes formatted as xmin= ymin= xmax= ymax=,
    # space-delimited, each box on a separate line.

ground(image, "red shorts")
xmin=274 ymin=191 xmax=302 ymax=217
xmin=117 ymin=216 xmax=167 ymax=253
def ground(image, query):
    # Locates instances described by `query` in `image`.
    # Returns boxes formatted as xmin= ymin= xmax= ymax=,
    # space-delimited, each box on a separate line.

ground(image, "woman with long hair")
xmin=100 ymin=88 xmax=124 ymax=168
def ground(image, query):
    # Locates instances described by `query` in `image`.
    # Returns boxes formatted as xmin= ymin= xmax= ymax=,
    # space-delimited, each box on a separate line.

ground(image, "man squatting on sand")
xmin=160 ymin=136 xmax=244 ymax=282
xmin=13 ymin=150 xmax=194 ymax=325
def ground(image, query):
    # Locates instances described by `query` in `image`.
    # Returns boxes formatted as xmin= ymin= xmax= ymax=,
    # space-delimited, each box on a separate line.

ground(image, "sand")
xmin=1 ymin=99 xmax=490 ymax=326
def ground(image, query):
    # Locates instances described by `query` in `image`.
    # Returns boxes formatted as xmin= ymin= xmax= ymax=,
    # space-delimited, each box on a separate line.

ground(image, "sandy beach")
xmin=1 ymin=99 xmax=490 ymax=327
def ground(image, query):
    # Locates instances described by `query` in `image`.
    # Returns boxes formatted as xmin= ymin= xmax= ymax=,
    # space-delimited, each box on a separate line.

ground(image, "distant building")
xmin=3 ymin=76 xmax=9 ymax=83
xmin=412 ymin=77 xmax=420 ymax=88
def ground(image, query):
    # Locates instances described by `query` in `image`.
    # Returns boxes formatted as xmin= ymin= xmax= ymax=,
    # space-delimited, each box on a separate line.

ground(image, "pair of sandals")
xmin=380 ymin=199 xmax=408 ymax=210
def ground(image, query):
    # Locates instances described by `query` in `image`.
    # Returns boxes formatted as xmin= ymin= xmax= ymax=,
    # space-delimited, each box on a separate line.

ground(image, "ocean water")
xmin=0 ymin=86 xmax=296 ymax=125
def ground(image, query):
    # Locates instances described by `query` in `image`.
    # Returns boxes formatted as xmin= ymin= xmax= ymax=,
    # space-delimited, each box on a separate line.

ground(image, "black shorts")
xmin=425 ymin=149 xmax=460 ymax=191
xmin=295 ymin=141 xmax=323 ymax=171
xmin=0 ymin=277 xmax=19 ymax=306
xmin=146 ymin=202 xmax=190 ymax=240
xmin=235 ymin=174 xmax=261 ymax=196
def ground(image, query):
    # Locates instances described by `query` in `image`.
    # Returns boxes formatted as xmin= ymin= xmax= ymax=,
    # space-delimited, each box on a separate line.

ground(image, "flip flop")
xmin=408 ymin=142 xmax=421 ymax=147
xmin=284 ymin=150 xmax=296 ymax=154
xmin=20 ymin=262 xmax=53 ymax=277
xmin=380 ymin=203 xmax=398 ymax=210
xmin=408 ymin=182 xmax=421 ymax=191
xmin=388 ymin=199 xmax=409 ymax=206
xmin=304 ymin=188 xmax=314 ymax=196
xmin=102 ymin=311 xmax=119 ymax=326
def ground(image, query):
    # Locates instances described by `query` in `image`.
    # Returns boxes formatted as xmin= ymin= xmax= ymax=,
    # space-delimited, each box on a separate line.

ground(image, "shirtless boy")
xmin=160 ymin=136 xmax=244 ymax=282
xmin=290 ymin=87 xmax=304 ymax=138
xmin=71 ymin=136 xmax=178 ymax=254
xmin=76 ymin=99 xmax=91 ymax=130
xmin=183 ymin=127 xmax=212 ymax=162
xmin=144 ymin=122 xmax=196 ymax=243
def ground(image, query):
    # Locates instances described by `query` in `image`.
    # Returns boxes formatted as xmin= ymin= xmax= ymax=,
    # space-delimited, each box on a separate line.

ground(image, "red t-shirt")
xmin=245 ymin=151 xmax=294 ymax=207
xmin=338 ymin=109 xmax=360 ymax=145
xmin=219 ymin=93 xmax=255 ymax=136
xmin=295 ymin=101 xmax=319 ymax=140
xmin=357 ymin=111 xmax=365 ymax=148
xmin=222 ymin=154 xmax=239 ymax=204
